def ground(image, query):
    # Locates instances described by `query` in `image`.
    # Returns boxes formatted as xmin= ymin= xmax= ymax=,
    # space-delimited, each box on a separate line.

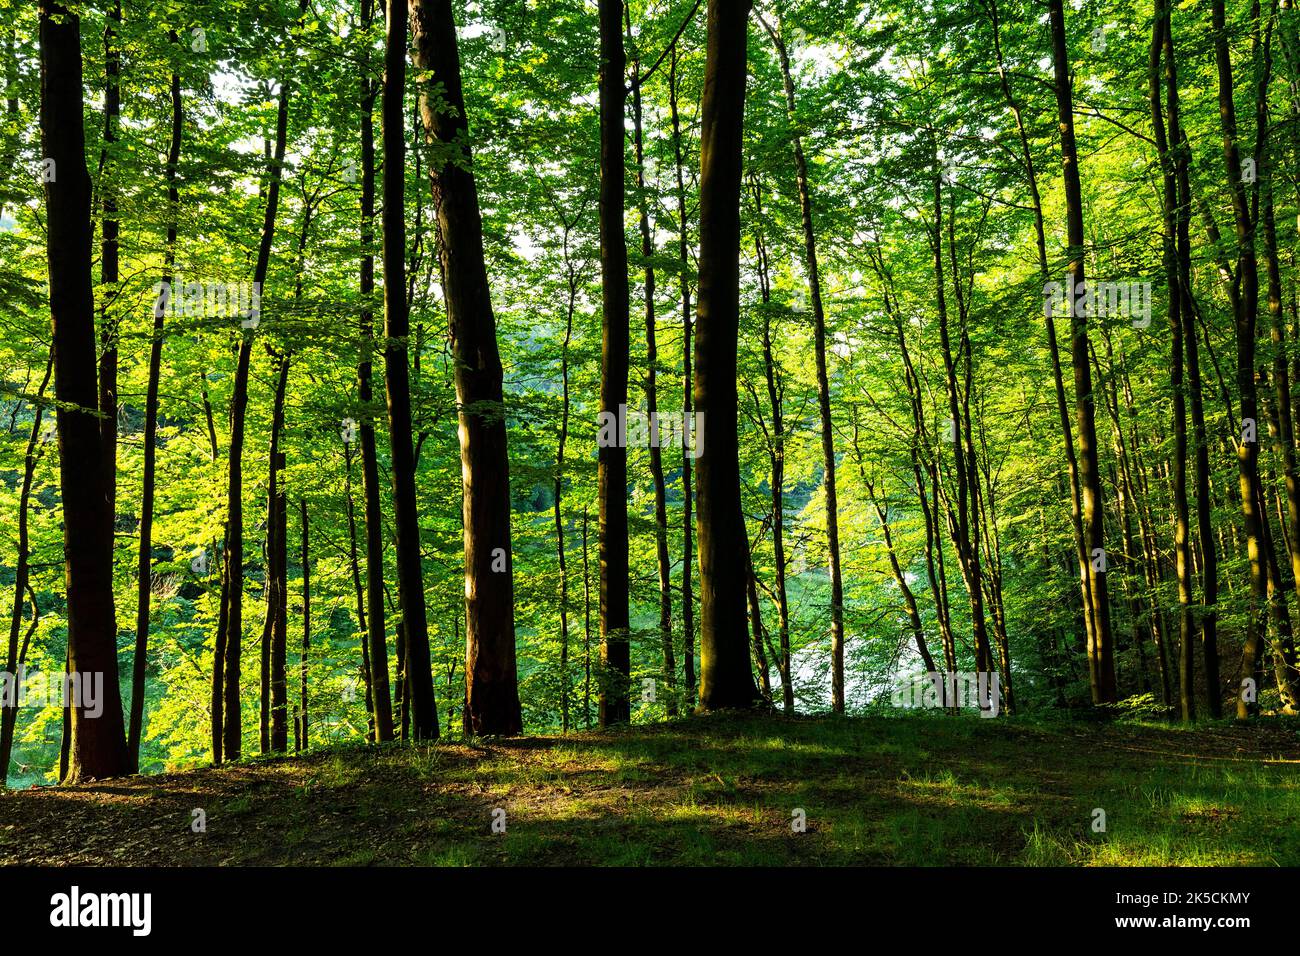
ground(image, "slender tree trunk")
xmin=751 ymin=179 xmax=793 ymax=712
xmin=1262 ymin=123 xmax=1300 ymax=710
xmin=932 ymin=174 xmax=992 ymax=678
xmin=382 ymin=0 xmax=438 ymax=740
xmin=1164 ymin=12 xmax=1218 ymax=717
xmin=554 ymin=225 xmax=577 ymax=732
xmin=214 ymin=1 xmax=303 ymax=761
xmin=1048 ymin=0 xmax=1116 ymax=704
xmin=129 ymin=42 xmax=181 ymax=770
xmin=261 ymin=355 xmax=290 ymax=752
xmin=98 ymin=0 xmax=121 ymax=549
xmin=582 ymin=505 xmax=593 ymax=728
xmin=1212 ymin=0 xmax=1270 ymax=719
xmin=856 ymin=438 xmax=936 ymax=674
xmin=629 ymin=19 xmax=677 ymax=717
xmin=412 ymin=0 xmax=520 ymax=735
xmin=746 ymin=557 xmax=772 ymax=707
xmin=759 ymin=12 xmax=845 ymax=710
xmin=358 ymin=0 xmax=395 ymax=744
xmin=1 ymin=356 xmax=52 ymax=785
xmin=669 ymin=42 xmax=697 ymax=705
xmin=40 ymin=0 xmax=130 ymax=781
xmin=344 ymin=446 xmax=375 ymax=738
xmin=299 ymin=499 xmax=310 ymax=748
xmin=987 ymin=0 xmax=1094 ymax=659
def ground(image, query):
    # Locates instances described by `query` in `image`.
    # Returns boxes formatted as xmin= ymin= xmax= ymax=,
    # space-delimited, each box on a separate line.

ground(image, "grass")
xmin=1 ymin=711 xmax=1297 ymax=866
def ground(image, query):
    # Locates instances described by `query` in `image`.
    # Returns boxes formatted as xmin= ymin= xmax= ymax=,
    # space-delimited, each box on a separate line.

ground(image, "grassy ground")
xmin=1 ymin=712 xmax=1297 ymax=866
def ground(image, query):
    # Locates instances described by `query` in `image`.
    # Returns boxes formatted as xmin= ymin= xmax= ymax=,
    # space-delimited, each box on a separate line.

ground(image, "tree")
xmin=1047 ymin=0 xmax=1115 ymax=704
xmin=597 ymin=0 xmax=632 ymax=725
xmin=411 ymin=0 xmax=522 ymax=736
xmin=40 ymin=0 xmax=130 ymax=781
xmin=694 ymin=0 xmax=759 ymax=712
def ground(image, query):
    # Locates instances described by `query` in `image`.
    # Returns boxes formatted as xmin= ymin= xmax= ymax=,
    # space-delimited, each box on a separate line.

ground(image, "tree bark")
xmin=596 ymin=0 xmax=632 ymax=725
xmin=411 ymin=0 xmax=521 ymax=735
xmin=629 ymin=17 xmax=677 ymax=717
xmin=40 ymin=0 xmax=130 ymax=781
xmin=382 ymin=0 xmax=439 ymax=741
xmin=695 ymin=0 xmax=759 ymax=712
xmin=1048 ymin=0 xmax=1116 ymax=703
xmin=669 ymin=42 xmax=697 ymax=705
xmin=1 ymin=356 xmax=52 ymax=785
xmin=358 ymin=0 xmax=395 ymax=744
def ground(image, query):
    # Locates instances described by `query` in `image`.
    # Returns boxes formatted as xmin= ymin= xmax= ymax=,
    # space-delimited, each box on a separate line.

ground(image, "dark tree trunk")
xmin=258 ymin=354 xmax=290 ymax=753
xmin=987 ymin=0 xmax=1094 ymax=661
xmin=596 ymin=0 xmax=632 ymax=726
xmin=214 ymin=1 xmax=302 ymax=761
xmin=669 ymin=42 xmax=697 ymax=705
xmin=358 ymin=0 xmax=395 ymax=744
xmin=751 ymin=179 xmax=794 ymax=713
xmin=299 ymin=499 xmax=310 ymax=748
xmin=381 ymin=0 xmax=439 ymax=741
xmin=629 ymin=18 xmax=677 ymax=718
xmin=695 ymin=0 xmax=759 ymax=712
xmin=582 ymin=506 xmax=594 ymax=727
xmin=1048 ymin=0 xmax=1116 ymax=703
xmin=554 ymin=223 xmax=578 ymax=732
xmin=411 ymin=0 xmax=520 ymax=736
xmin=1 ymin=356 xmax=52 ymax=785
xmin=1164 ymin=8 xmax=1218 ymax=717
xmin=129 ymin=35 xmax=182 ymax=773
xmin=97 ymin=0 xmax=121 ymax=553
xmin=40 ymin=0 xmax=129 ymax=781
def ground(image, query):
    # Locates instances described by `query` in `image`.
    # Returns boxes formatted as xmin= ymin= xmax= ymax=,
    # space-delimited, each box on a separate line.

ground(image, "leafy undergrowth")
xmin=2 ymin=712 xmax=1298 ymax=866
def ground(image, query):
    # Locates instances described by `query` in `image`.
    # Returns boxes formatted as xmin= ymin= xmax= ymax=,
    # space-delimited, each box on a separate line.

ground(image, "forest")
xmin=0 ymin=0 xmax=1298 ymax=870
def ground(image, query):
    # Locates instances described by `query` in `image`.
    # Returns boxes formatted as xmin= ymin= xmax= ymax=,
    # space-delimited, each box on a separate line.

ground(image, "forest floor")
xmin=1 ymin=712 xmax=1298 ymax=866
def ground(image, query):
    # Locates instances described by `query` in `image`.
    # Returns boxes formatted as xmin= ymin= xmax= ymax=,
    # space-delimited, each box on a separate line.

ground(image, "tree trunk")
xmin=1048 ymin=0 xmax=1116 ymax=703
xmin=97 ymin=0 xmax=121 ymax=581
xmin=358 ymin=0 xmax=395 ymax=744
xmin=381 ymin=0 xmax=439 ymax=741
xmin=629 ymin=18 xmax=676 ymax=718
xmin=595 ymin=0 xmax=632 ymax=726
xmin=40 ymin=0 xmax=130 ymax=781
xmin=1164 ymin=8 xmax=1218 ymax=717
xmin=129 ymin=40 xmax=182 ymax=770
xmin=669 ymin=42 xmax=698 ymax=705
xmin=554 ymin=223 xmax=578 ymax=732
xmin=757 ymin=11 xmax=846 ymax=712
xmin=987 ymin=0 xmax=1094 ymax=660
xmin=299 ymin=499 xmax=310 ymax=748
xmin=214 ymin=1 xmax=303 ymax=761
xmin=582 ymin=506 xmax=594 ymax=727
xmin=1 ymin=356 xmax=52 ymax=785
xmin=751 ymin=179 xmax=794 ymax=713
xmin=411 ymin=0 xmax=521 ymax=736
xmin=695 ymin=0 xmax=759 ymax=712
